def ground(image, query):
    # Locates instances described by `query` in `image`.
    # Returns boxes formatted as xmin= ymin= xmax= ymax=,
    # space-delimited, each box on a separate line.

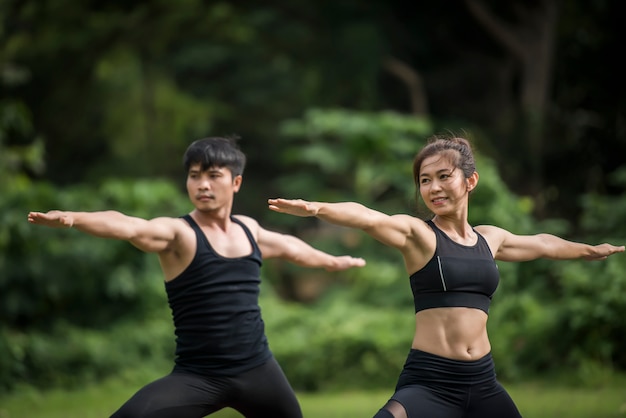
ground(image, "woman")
xmin=267 ymin=135 xmax=624 ymax=418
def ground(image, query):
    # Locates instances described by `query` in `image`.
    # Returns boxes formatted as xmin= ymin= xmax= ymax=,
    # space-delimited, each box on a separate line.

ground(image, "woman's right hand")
xmin=267 ymin=198 xmax=319 ymax=217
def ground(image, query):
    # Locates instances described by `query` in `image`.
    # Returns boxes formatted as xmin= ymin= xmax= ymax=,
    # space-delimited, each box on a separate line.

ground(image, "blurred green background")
xmin=1 ymin=0 xmax=625 ymax=414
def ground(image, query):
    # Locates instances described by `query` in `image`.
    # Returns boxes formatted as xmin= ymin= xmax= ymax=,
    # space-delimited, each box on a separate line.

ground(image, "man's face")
xmin=186 ymin=163 xmax=242 ymax=212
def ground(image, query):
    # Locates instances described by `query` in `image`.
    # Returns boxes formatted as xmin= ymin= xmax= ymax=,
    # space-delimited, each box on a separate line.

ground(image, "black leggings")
xmin=110 ymin=357 xmax=302 ymax=418
xmin=373 ymin=349 xmax=522 ymax=418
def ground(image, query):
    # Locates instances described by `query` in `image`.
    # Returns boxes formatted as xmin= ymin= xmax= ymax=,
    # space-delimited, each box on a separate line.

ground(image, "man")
xmin=28 ymin=136 xmax=365 ymax=418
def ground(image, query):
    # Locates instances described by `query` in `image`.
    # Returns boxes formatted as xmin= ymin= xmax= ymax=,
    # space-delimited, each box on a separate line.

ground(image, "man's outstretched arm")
xmin=28 ymin=210 xmax=180 ymax=253
xmin=249 ymin=220 xmax=365 ymax=271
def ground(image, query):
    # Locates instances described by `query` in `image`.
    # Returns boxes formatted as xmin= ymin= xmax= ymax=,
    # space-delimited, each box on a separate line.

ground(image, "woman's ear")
xmin=467 ymin=171 xmax=479 ymax=192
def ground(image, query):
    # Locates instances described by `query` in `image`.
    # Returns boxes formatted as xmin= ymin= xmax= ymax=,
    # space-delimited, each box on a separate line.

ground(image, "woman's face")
xmin=417 ymin=154 xmax=470 ymax=214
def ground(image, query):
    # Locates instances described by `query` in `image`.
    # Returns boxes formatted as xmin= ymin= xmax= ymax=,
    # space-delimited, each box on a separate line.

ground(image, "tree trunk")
xmin=465 ymin=0 xmax=558 ymax=214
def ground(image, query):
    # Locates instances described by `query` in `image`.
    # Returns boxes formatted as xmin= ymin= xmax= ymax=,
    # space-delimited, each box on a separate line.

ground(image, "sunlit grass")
xmin=1 ymin=375 xmax=625 ymax=418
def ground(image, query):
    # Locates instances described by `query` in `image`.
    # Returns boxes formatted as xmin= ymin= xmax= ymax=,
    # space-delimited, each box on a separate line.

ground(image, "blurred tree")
xmin=464 ymin=0 xmax=558 ymax=212
xmin=2 ymin=0 xmax=624 ymax=221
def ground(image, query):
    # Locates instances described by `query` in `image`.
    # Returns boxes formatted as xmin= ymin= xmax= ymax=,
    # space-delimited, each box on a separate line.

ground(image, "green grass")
xmin=1 ymin=377 xmax=625 ymax=418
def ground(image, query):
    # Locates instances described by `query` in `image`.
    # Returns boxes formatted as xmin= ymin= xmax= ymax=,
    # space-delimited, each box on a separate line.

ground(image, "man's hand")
xmin=325 ymin=255 xmax=367 ymax=271
xmin=583 ymin=243 xmax=625 ymax=261
xmin=28 ymin=211 xmax=74 ymax=228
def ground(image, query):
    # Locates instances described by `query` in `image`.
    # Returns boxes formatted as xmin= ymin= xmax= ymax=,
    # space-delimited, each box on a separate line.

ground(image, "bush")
xmin=261 ymin=287 xmax=412 ymax=391
xmin=0 ymin=178 xmax=188 ymax=392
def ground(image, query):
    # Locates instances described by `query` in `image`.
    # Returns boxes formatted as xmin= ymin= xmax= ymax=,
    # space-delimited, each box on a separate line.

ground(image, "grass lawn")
xmin=1 ymin=377 xmax=624 ymax=418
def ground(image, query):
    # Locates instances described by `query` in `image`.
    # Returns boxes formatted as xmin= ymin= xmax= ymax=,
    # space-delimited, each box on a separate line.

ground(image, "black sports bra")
xmin=409 ymin=220 xmax=500 ymax=314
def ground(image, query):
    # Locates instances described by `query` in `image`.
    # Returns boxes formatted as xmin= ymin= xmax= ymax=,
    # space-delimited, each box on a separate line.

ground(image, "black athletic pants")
xmin=110 ymin=356 xmax=302 ymax=418
xmin=374 ymin=349 xmax=523 ymax=418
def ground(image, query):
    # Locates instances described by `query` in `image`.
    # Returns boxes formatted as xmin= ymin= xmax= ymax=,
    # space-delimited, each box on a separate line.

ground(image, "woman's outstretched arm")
xmin=476 ymin=224 xmax=625 ymax=262
xmin=268 ymin=198 xmax=430 ymax=251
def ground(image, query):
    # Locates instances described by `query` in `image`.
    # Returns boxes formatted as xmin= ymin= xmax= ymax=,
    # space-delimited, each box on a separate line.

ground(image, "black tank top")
xmin=409 ymin=220 xmax=500 ymax=314
xmin=165 ymin=215 xmax=271 ymax=376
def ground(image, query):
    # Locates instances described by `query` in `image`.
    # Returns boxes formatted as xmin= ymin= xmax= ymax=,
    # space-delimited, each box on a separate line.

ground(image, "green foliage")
xmin=579 ymin=167 xmax=626 ymax=239
xmin=2 ymin=179 xmax=186 ymax=326
xmin=467 ymin=155 xmax=535 ymax=231
xmin=277 ymin=108 xmax=430 ymax=205
xmin=0 ymin=176 xmax=189 ymax=392
xmin=0 ymin=100 xmax=45 ymax=190
xmin=556 ymin=258 xmax=626 ymax=372
xmin=3 ymin=0 xmax=625 ymax=225
xmin=261 ymin=288 xmax=412 ymax=391
xmin=487 ymin=240 xmax=626 ymax=381
xmin=0 ymin=317 xmax=173 ymax=392
xmin=90 ymin=47 xmax=215 ymax=180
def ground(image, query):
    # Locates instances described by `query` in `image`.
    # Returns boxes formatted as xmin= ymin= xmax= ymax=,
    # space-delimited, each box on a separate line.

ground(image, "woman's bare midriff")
xmin=411 ymin=307 xmax=491 ymax=361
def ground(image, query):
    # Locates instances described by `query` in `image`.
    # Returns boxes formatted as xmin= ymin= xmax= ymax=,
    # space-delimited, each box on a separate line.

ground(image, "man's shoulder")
xmin=232 ymin=214 xmax=261 ymax=236
xmin=151 ymin=215 xmax=190 ymax=227
xmin=232 ymin=214 xmax=257 ymax=224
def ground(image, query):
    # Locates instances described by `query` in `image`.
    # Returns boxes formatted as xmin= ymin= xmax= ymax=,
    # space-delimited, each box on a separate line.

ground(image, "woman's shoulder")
xmin=474 ymin=224 xmax=506 ymax=235
xmin=474 ymin=224 xmax=511 ymax=252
